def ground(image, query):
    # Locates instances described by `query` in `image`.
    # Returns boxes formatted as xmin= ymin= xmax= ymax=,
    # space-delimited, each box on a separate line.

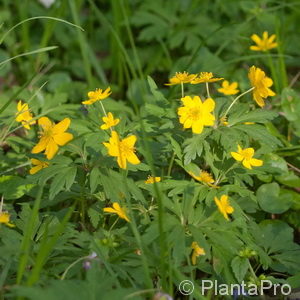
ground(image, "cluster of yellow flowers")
xmin=9 ymin=32 xmax=276 ymax=243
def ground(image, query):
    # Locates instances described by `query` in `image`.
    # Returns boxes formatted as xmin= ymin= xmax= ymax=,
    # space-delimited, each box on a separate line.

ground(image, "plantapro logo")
xmin=178 ymin=279 xmax=292 ymax=297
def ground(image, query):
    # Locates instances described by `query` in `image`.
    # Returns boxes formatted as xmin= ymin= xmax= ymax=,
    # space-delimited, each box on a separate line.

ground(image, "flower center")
xmin=188 ymin=107 xmax=202 ymax=120
xmin=241 ymin=150 xmax=253 ymax=160
xmin=200 ymin=72 xmax=213 ymax=80
xmin=39 ymin=128 xmax=53 ymax=139
xmin=120 ymin=141 xmax=135 ymax=156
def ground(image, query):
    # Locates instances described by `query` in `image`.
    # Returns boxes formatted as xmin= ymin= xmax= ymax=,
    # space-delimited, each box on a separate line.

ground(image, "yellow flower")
xmin=189 ymin=171 xmax=214 ymax=185
xmin=231 ymin=145 xmax=263 ymax=169
xmin=244 ymin=122 xmax=255 ymax=125
xmin=82 ymin=87 xmax=112 ymax=105
xmin=250 ymin=31 xmax=278 ymax=52
xmin=165 ymin=71 xmax=197 ymax=86
xmin=191 ymin=72 xmax=223 ymax=84
xmin=191 ymin=241 xmax=205 ymax=265
xmin=29 ymin=159 xmax=49 ymax=175
xmin=0 ymin=211 xmax=15 ymax=228
xmin=103 ymin=131 xmax=140 ymax=169
xmin=15 ymin=100 xmax=36 ymax=129
xmin=31 ymin=117 xmax=73 ymax=160
xmin=103 ymin=202 xmax=130 ymax=222
xmin=218 ymin=80 xmax=239 ymax=95
xmin=145 ymin=176 xmax=161 ymax=184
xmin=100 ymin=112 xmax=120 ymax=130
xmin=214 ymin=195 xmax=234 ymax=221
xmin=178 ymin=96 xmax=215 ymax=134
xmin=248 ymin=66 xmax=276 ymax=107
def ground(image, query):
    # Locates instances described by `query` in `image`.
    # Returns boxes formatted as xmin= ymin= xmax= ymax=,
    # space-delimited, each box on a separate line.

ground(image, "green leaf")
xmin=0 ymin=176 xmax=34 ymax=200
xmin=147 ymin=76 xmax=167 ymax=102
xmin=169 ymin=135 xmax=183 ymax=160
xmin=228 ymin=109 xmax=277 ymax=125
xmin=88 ymin=208 xmax=100 ymax=228
xmin=90 ymin=167 xmax=101 ymax=193
xmin=183 ymin=130 xmax=210 ymax=165
xmin=235 ymin=124 xmax=281 ymax=149
xmin=231 ymin=256 xmax=249 ymax=282
xmin=257 ymin=183 xmax=293 ymax=214
xmin=49 ymin=167 xmax=77 ymax=200
xmin=276 ymin=172 xmax=300 ymax=188
xmin=65 ymin=167 xmax=77 ymax=190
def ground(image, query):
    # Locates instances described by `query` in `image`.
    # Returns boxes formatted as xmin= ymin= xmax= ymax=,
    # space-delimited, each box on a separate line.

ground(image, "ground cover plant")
xmin=0 ymin=0 xmax=300 ymax=299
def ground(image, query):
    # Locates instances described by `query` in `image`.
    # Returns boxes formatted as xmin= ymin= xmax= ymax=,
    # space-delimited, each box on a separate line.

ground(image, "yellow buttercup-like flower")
xmin=15 ymin=101 xmax=36 ymax=129
xmin=178 ymin=96 xmax=215 ymax=134
xmin=103 ymin=202 xmax=130 ymax=222
xmin=191 ymin=241 xmax=205 ymax=265
xmin=31 ymin=117 xmax=73 ymax=160
xmin=0 ymin=211 xmax=15 ymax=228
xmin=100 ymin=112 xmax=120 ymax=130
xmin=103 ymin=131 xmax=140 ymax=169
xmin=165 ymin=71 xmax=197 ymax=86
xmin=231 ymin=145 xmax=263 ymax=169
xmin=145 ymin=176 xmax=161 ymax=184
xmin=218 ymin=80 xmax=239 ymax=95
xmin=248 ymin=66 xmax=275 ymax=107
xmin=191 ymin=72 xmax=223 ymax=84
xmin=189 ymin=171 xmax=214 ymax=185
xmin=214 ymin=195 xmax=234 ymax=221
xmin=82 ymin=87 xmax=112 ymax=105
xmin=250 ymin=31 xmax=277 ymax=52
xmin=29 ymin=159 xmax=49 ymax=175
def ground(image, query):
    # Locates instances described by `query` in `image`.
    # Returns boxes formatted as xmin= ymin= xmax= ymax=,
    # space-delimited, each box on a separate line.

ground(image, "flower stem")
xmin=206 ymin=82 xmax=211 ymax=98
xmin=100 ymin=101 xmax=108 ymax=118
xmin=222 ymin=87 xmax=255 ymax=120
xmin=60 ymin=256 xmax=87 ymax=280
xmin=0 ymin=195 xmax=3 ymax=212
xmin=181 ymin=82 xmax=184 ymax=98
xmin=108 ymin=217 xmax=119 ymax=233
xmin=167 ymin=151 xmax=175 ymax=177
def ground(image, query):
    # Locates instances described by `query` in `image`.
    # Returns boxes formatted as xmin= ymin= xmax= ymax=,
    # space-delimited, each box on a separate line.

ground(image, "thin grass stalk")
xmin=16 ymin=184 xmax=44 ymax=284
xmin=26 ymin=205 xmax=75 ymax=285
xmin=69 ymin=0 xmax=93 ymax=86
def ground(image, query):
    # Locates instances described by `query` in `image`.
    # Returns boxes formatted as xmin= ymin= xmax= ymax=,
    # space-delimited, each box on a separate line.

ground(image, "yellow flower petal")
xmin=231 ymin=151 xmax=243 ymax=161
xmin=104 ymin=202 xmax=130 ymax=222
xmin=242 ymin=159 xmax=252 ymax=169
xmin=203 ymin=98 xmax=215 ymax=112
xmin=53 ymin=118 xmax=71 ymax=134
xmin=45 ymin=139 xmax=59 ymax=160
xmin=29 ymin=165 xmax=43 ymax=175
xmin=53 ymin=132 xmax=74 ymax=146
xmin=31 ymin=137 xmax=50 ymax=154
xmin=38 ymin=117 xmax=53 ymax=131
xmin=250 ymin=158 xmax=263 ymax=167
